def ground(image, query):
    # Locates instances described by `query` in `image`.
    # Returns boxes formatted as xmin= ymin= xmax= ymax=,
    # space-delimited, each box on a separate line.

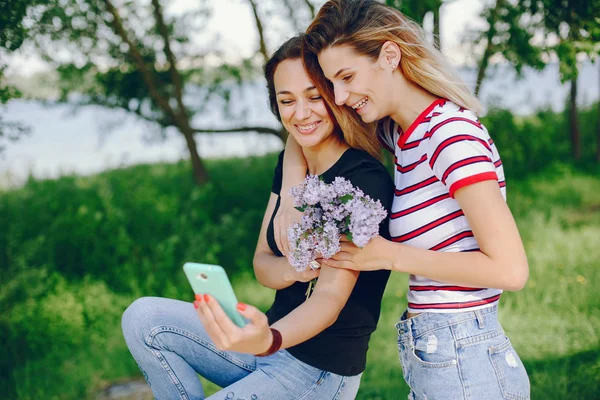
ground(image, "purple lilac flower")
xmin=286 ymin=176 xmax=387 ymax=271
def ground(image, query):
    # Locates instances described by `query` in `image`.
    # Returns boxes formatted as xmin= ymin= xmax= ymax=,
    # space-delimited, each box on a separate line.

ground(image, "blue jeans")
xmin=396 ymin=304 xmax=530 ymax=400
xmin=122 ymin=297 xmax=361 ymax=400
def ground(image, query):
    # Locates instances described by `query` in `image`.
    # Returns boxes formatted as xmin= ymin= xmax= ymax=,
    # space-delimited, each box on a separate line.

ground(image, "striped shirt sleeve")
xmin=426 ymin=112 xmax=498 ymax=198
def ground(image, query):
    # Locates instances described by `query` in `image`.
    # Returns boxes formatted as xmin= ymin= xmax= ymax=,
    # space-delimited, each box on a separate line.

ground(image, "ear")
xmin=377 ymin=41 xmax=401 ymax=71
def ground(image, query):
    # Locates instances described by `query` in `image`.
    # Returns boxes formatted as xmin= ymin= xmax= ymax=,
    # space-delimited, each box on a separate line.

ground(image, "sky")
xmin=6 ymin=0 xmax=486 ymax=76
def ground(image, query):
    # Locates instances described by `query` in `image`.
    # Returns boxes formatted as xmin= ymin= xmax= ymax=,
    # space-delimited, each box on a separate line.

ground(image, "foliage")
xmin=521 ymin=0 xmax=600 ymax=82
xmin=481 ymin=101 xmax=599 ymax=175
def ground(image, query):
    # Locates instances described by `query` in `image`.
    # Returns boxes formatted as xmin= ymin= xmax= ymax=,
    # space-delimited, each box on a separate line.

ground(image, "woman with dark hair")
xmin=121 ymin=35 xmax=394 ymax=400
xmin=274 ymin=1 xmax=531 ymax=399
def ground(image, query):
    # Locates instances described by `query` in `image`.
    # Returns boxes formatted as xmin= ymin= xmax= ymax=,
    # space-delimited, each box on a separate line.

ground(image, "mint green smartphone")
xmin=183 ymin=262 xmax=247 ymax=327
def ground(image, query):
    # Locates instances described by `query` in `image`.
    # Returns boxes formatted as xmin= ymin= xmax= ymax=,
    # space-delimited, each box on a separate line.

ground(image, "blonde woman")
xmin=274 ymin=1 xmax=531 ymax=399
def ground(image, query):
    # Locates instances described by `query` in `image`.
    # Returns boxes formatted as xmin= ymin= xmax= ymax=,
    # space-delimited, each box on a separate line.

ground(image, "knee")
xmin=122 ymin=296 xmax=160 ymax=345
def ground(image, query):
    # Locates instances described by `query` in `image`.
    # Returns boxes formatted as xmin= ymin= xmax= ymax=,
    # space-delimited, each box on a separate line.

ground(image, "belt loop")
xmin=475 ymin=310 xmax=485 ymax=329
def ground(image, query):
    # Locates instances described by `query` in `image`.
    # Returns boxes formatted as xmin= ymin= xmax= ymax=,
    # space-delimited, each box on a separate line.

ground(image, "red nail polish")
xmin=203 ymin=294 xmax=210 ymax=302
xmin=195 ymin=294 xmax=203 ymax=302
xmin=237 ymin=302 xmax=247 ymax=311
xmin=193 ymin=301 xmax=199 ymax=309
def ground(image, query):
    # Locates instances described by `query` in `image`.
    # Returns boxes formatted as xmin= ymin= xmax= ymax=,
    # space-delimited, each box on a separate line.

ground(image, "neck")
xmin=303 ymin=134 xmax=350 ymax=176
xmin=388 ymin=78 xmax=440 ymax=132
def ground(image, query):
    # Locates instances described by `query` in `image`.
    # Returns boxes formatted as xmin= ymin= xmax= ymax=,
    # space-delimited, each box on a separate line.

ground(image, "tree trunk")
xmin=474 ymin=0 xmax=503 ymax=97
xmin=569 ymin=76 xmax=581 ymax=161
xmin=433 ymin=6 xmax=441 ymax=50
xmin=179 ymin=116 xmax=209 ymax=184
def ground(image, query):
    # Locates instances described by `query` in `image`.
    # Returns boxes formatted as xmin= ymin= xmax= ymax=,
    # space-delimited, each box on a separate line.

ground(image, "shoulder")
xmin=337 ymin=148 xmax=389 ymax=177
xmin=336 ymin=149 xmax=394 ymax=209
xmin=427 ymin=104 xmax=490 ymax=143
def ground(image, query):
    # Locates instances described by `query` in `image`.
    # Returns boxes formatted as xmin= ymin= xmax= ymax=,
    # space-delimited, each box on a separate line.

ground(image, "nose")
xmin=295 ymin=99 xmax=310 ymax=120
xmin=333 ymin=84 xmax=349 ymax=106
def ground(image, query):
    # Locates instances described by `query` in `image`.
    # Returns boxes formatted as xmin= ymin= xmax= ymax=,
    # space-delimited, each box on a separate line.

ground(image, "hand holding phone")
xmin=183 ymin=262 xmax=247 ymax=327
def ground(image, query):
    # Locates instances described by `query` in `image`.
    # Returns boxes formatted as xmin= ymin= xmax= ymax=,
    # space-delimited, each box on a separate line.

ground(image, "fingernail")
xmin=193 ymin=301 xmax=199 ymax=309
xmin=203 ymin=294 xmax=210 ymax=302
xmin=237 ymin=302 xmax=247 ymax=311
xmin=195 ymin=294 xmax=203 ymax=302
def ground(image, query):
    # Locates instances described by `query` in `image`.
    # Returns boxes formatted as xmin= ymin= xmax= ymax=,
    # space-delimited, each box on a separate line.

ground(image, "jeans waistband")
xmin=396 ymin=303 xmax=499 ymax=342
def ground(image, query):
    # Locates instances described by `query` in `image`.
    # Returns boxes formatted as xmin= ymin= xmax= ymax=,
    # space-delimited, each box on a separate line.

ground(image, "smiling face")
xmin=274 ymin=59 xmax=336 ymax=149
xmin=318 ymin=44 xmax=396 ymax=124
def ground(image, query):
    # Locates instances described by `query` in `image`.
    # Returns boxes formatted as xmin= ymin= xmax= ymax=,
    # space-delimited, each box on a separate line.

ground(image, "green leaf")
xmin=294 ymin=206 xmax=306 ymax=212
xmin=345 ymin=232 xmax=353 ymax=242
xmin=339 ymin=194 xmax=353 ymax=204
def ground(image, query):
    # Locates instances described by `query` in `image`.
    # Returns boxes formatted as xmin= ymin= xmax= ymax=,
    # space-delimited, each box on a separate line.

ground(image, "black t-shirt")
xmin=265 ymin=148 xmax=394 ymax=376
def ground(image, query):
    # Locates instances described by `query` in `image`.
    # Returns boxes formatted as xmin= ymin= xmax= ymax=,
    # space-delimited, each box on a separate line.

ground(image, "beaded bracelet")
xmin=255 ymin=328 xmax=282 ymax=357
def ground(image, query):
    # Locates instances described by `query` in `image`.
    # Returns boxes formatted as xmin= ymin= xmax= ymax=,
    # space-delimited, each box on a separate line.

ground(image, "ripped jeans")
xmin=396 ymin=304 xmax=530 ymax=400
xmin=122 ymin=297 xmax=361 ymax=400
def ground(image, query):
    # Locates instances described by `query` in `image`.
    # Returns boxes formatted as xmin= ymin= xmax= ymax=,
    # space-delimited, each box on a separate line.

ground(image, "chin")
xmin=293 ymin=135 xmax=323 ymax=149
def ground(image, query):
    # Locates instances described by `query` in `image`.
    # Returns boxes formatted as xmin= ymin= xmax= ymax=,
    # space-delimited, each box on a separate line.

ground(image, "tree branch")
xmin=247 ymin=0 xmax=269 ymax=64
xmin=282 ymin=0 xmax=302 ymax=32
xmin=150 ymin=0 xmax=187 ymax=117
xmin=102 ymin=0 xmax=177 ymax=122
xmin=302 ymin=0 xmax=316 ymax=19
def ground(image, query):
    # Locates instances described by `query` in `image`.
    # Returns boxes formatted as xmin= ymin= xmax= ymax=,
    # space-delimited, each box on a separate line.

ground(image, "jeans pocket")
xmin=488 ymin=337 xmax=530 ymax=400
xmin=411 ymin=330 xmax=458 ymax=369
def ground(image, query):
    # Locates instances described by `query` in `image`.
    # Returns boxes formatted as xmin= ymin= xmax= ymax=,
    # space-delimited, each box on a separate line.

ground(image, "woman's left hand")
xmin=318 ymin=235 xmax=394 ymax=271
xmin=194 ymin=294 xmax=273 ymax=355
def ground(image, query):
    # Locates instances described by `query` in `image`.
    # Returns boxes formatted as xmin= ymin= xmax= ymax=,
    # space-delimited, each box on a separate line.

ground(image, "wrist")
xmin=255 ymin=328 xmax=282 ymax=357
xmin=383 ymin=238 xmax=400 ymax=271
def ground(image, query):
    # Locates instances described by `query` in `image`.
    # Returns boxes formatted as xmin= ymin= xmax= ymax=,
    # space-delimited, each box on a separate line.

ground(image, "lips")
xmin=295 ymin=121 xmax=321 ymax=134
xmin=351 ymin=97 xmax=368 ymax=111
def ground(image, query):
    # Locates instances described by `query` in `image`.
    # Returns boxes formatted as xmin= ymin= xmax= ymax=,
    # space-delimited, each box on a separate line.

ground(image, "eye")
xmin=310 ymin=95 xmax=322 ymax=101
xmin=279 ymin=99 xmax=294 ymax=105
xmin=342 ymin=74 xmax=353 ymax=82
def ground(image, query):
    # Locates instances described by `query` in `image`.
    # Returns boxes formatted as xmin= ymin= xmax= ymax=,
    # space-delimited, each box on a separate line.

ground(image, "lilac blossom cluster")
xmin=287 ymin=176 xmax=387 ymax=272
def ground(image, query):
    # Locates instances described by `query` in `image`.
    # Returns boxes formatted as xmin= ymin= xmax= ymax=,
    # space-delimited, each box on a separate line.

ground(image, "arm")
xmin=271 ymin=265 xmax=358 ymax=348
xmin=327 ymin=180 xmax=528 ymax=291
xmin=389 ymin=180 xmax=528 ymax=291
xmin=253 ymin=193 xmax=319 ymax=290
xmin=273 ymin=136 xmax=307 ymax=256
xmin=195 ymin=264 xmax=359 ymax=354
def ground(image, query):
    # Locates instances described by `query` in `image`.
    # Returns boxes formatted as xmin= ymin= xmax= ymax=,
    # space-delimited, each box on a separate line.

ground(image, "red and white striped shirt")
xmin=378 ymin=99 xmax=505 ymax=313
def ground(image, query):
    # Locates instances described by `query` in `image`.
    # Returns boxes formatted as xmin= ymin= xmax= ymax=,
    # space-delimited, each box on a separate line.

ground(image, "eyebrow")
xmin=333 ymin=68 xmax=351 ymax=79
xmin=276 ymin=86 xmax=318 ymax=95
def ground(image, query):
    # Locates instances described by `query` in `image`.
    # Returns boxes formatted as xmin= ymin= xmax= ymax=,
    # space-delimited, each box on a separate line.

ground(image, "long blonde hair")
xmin=303 ymin=0 xmax=483 ymax=136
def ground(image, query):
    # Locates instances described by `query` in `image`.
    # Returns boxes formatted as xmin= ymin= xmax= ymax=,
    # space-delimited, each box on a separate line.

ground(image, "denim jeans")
xmin=396 ymin=304 xmax=530 ymax=400
xmin=122 ymin=297 xmax=361 ymax=400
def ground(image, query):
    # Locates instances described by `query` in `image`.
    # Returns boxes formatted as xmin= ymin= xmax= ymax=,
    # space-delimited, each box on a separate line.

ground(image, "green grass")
xmin=2 ymin=158 xmax=599 ymax=399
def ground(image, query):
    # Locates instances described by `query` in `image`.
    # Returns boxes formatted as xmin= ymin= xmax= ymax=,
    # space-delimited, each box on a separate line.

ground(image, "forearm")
xmin=253 ymin=252 xmax=295 ymax=290
xmin=281 ymin=136 xmax=307 ymax=193
xmin=385 ymin=240 xmax=528 ymax=291
xmin=270 ymin=289 xmax=342 ymax=349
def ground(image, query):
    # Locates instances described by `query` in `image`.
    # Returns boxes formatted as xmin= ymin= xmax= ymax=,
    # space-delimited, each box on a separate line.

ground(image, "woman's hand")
xmin=273 ymin=192 xmax=302 ymax=256
xmin=194 ymin=294 xmax=273 ymax=355
xmin=319 ymin=235 xmax=395 ymax=271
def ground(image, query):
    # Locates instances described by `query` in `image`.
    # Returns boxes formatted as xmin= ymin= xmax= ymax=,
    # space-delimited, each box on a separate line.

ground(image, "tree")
xmin=6 ymin=0 xmax=316 ymax=184
xmin=0 ymin=0 xmax=43 ymax=153
xmin=468 ymin=0 xmax=545 ymax=97
xmin=521 ymin=0 xmax=600 ymax=160
xmin=386 ymin=0 xmax=443 ymax=49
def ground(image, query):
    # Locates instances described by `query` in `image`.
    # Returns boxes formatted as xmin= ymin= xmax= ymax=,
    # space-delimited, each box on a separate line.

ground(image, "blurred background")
xmin=0 ymin=0 xmax=598 ymax=399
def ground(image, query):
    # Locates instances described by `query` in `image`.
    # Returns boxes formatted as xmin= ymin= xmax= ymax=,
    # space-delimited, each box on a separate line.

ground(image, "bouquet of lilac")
xmin=287 ymin=175 xmax=388 ymax=272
